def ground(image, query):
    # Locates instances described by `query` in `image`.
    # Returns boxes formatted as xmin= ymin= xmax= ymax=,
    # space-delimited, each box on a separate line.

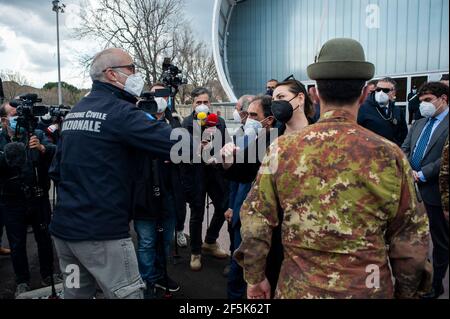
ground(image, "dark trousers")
xmin=228 ymin=225 xmax=246 ymax=299
xmin=266 ymin=224 xmax=284 ymax=297
xmin=425 ymin=203 xmax=449 ymax=288
xmin=172 ymin=166 xmax=187 ymax=232
xmin=3 ymin=199 xmax=54 ymax=284
xmin=183 ymin=164 xmax=228 ymax=255
xmin=0 ymin=205 xmax=4 ymax=246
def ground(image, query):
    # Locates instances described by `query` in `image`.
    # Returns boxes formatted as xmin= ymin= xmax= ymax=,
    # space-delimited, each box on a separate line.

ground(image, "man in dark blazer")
xmin=402 ymin=82 xmax=449 ymax=299
xmin=358 ymin=77 xmax=408 ymax=147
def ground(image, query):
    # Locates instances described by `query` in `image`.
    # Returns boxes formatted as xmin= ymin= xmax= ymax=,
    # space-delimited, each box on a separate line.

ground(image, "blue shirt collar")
xmin=434 ymin=107 xmax=449 ymax=122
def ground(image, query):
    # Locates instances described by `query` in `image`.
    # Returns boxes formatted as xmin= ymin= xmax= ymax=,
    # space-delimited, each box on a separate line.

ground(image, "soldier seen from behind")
xmin=234 ymin=38 xmax=430 ymax=299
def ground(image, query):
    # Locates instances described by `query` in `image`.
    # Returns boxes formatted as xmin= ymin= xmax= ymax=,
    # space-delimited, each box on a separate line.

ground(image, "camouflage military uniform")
xmin=234 ymin=109 xmax=430 ymax=299
xmin=440 ymin=137 xmax=449 ymax=221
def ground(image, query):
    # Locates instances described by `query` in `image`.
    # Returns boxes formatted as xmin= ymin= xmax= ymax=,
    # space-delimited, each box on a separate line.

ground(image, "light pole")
xmin=52 ymin=0 xmax=65 ymax=105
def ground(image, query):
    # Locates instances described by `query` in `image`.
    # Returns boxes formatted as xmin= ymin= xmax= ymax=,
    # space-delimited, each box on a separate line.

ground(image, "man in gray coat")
xmin=401 ymin=82 xmax=449 ymax=299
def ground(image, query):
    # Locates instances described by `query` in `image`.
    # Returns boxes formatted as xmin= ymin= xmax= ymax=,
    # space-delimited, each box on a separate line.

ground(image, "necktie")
xmin=410 ymin=118 xmax=437 ymax=171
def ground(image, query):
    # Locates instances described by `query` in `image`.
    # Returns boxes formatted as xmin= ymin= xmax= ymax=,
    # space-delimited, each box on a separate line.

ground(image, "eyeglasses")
xmin=284 ymin=74 xmax=296 ymax=81
xmin=375 ymin=88 xmax=393 ymax=94
xmin=103 ymin=64 xmax=136 ymax=74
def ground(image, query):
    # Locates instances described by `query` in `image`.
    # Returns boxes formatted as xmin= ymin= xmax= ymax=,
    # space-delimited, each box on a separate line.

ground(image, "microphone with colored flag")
xmin=202 ymin=113 xmax=219 ymax=144
xmin=206 ymin=113 xmax=219 ymax=127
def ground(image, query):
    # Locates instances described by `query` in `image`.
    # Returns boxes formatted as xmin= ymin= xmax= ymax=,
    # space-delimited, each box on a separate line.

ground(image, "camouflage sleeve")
xmin=233 ymin=142 xmax=281 ymax=285
xmin=386 ymin=155 xmax=430 ymax=299
xmin=440 ymin=137 xmax=449 ymax=221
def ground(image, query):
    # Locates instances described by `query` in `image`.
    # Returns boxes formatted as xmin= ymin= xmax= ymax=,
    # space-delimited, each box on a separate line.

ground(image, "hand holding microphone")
xmin=201 ymin=113 xmax=219 ymax=150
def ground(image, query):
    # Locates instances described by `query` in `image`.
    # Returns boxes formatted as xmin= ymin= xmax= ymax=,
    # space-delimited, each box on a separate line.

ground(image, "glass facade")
xmin=213 ymin=0 xmax=449 ymax=101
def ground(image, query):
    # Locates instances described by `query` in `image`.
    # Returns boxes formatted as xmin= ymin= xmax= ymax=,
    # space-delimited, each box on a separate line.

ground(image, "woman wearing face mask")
xmin=271 ymin=80 xmax=315 ymax=134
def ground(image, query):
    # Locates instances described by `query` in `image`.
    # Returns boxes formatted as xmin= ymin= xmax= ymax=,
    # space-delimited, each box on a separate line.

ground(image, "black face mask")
xmin=266 ymin=88 xmax=274 ymax=96
xmin=271 ymin=97 xmax=297 ymax=124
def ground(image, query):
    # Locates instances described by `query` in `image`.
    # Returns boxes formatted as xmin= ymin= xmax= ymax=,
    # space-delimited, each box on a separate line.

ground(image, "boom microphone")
xmin=4 ymin=142 xmax=27 ymax=168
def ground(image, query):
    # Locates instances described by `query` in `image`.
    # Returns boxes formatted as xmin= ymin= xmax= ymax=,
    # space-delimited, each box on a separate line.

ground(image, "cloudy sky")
xmin=0 ymin=0 xmax=215 ymax=89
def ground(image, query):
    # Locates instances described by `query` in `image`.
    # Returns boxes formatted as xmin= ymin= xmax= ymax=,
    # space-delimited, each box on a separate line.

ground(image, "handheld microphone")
xmin=203 ymin=113 xmax=219 ymax=144
xmin=206 ymin=113 xmax=219 ymax=127
xmin=4 ymin=142 xmax=27 ymax=168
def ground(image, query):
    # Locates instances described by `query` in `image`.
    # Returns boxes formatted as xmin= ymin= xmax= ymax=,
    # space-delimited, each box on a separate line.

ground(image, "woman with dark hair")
xmin=271 ymin=79 xmax=315 ymax=133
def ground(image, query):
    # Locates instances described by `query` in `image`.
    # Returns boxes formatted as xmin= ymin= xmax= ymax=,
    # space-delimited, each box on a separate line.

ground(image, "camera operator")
xmin=149 ymin=84 xmax=188 ymax=248
xmin=181 ymin=87 xmax=230 ymax=272
xmin=0 ymin=101 xmax=58 ymax=297
xmin=131 ymin=84 xmax=182 ymax=297
xmin=49 ymin=48 xmax=176 ymax=299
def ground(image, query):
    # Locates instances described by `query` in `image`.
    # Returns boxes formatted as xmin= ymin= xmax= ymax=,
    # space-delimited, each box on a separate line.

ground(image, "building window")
xmin=411 ymin=76 xmax=428 ymax=91
xmin=393 ymin=77 xmax=407 ymax=103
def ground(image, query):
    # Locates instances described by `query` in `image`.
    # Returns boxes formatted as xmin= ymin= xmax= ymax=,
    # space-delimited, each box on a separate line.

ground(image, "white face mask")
xmin=244 ymin=118 xmax=263 ymax=136
xmin=375 ymin=91 xmax=390 ymax=105
xmin=420 ymin=100 xmax=438 ymax=118
xmin=195 ymin=104 xmax=210 ymax=114
xmin=233 ymin=109 xmax=242 ymax=122
xmin=116 ymin=71 xmax=145 ymax=97
xmin=155 ymin=97 xmax=168 ymax=114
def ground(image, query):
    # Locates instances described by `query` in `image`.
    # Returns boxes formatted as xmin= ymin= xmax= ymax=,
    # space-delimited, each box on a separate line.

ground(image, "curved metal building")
xmin=213 ymin=0 xmax=449 ymax=103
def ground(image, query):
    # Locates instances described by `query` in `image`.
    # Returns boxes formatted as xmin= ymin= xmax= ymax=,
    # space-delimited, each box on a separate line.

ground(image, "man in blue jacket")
xmin=49 ymin=48 xmax=176 ymax=299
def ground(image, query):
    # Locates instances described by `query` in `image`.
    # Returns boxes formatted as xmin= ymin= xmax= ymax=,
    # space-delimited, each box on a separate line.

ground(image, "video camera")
xmin=137 ymin=88 xmax=171 ymax=115
xmin=10 ymin=94 xmax=47 ymax=117
xmin=9 ymin=93 xmax=70 ymax=135
xmin=48 ymin=105 xmax=71 ymax=120
xmin=161 ymin=58 xmax=187 ymax=94
xmin=9 ymin=94 xmax=47 ymax=136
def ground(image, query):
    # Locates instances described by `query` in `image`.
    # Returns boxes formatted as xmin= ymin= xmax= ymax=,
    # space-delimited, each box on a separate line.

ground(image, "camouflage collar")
xmin=318 ymin=108 xmax=357 ymax=123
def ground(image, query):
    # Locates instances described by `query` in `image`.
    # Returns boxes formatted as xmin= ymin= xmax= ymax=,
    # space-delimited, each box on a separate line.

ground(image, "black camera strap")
xmin=151 ymin=160 xmax=160 ymax=199
xmin=150 ymin=159 xmax=172 ymax=299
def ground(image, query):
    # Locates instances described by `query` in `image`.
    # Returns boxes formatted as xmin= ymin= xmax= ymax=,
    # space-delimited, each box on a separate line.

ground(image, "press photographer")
xmin=0 ymin=96 xmax=58 ymax=298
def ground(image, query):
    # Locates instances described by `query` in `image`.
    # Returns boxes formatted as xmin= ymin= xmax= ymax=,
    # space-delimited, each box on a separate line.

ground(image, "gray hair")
xmin=378 ymin=77 xmax=397 ymax=90
xmin=191 ymin=87 xmax=212 ymax=100
xmin=89 ymin=48 xmax=126 ymax=81
xmin=238 ymin=94 xmax=255 ymax=112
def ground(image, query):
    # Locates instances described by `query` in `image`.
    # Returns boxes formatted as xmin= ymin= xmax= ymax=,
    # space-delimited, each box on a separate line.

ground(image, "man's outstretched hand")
xmin=247 ymin=278 xmax=271 ymax=300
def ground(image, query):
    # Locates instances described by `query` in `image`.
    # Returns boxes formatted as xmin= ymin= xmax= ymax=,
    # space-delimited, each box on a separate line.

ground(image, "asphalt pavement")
xmin=0 ymin=205 xmax=448 ymax=299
